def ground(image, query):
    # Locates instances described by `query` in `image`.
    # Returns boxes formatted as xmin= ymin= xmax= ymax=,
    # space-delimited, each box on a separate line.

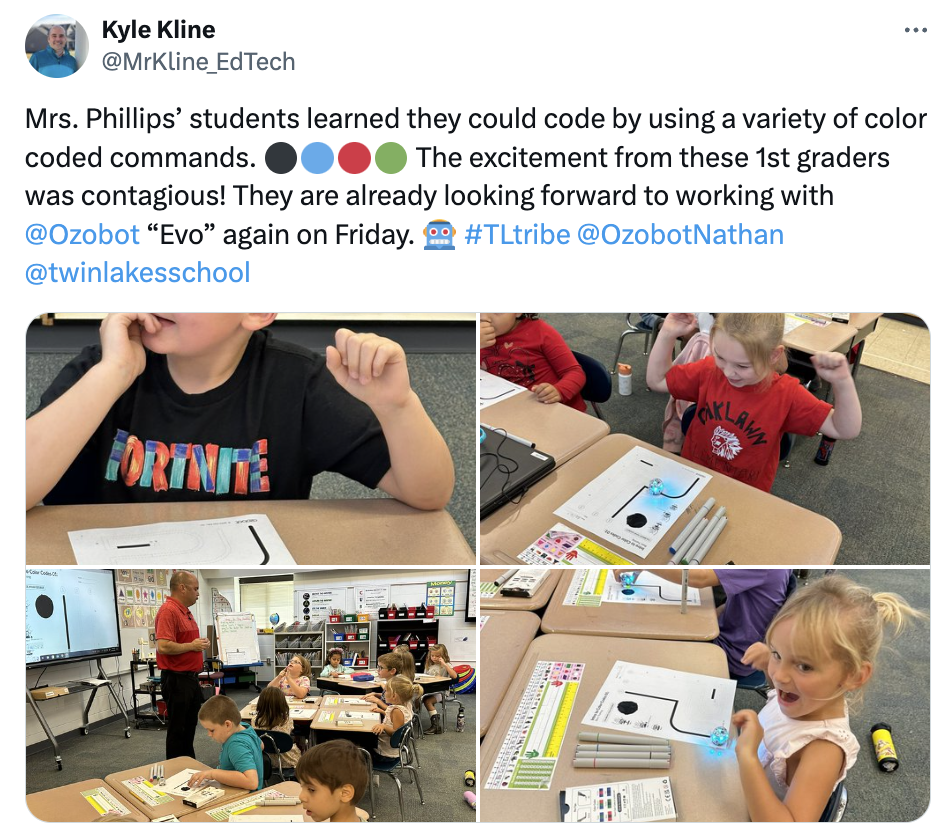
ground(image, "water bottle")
xmin=456 ymin=703 xmax=465 ymax=732
xmin=814 ymin=435 xmax=836 ymax=466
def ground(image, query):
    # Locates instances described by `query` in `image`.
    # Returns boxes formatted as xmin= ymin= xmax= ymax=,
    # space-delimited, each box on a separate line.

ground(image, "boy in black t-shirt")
xmin=27 ymin=313 xmax=455 ymax=510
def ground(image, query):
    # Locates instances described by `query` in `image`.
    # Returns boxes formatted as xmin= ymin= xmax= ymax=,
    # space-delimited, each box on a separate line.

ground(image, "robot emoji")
xmin=424 ymin=219 xmax=456 ymax=250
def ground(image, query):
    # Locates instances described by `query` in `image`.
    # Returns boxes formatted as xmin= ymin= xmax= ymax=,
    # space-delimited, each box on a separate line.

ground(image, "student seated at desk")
xmin=646 ymin=313 xmax=862 ymax=492
xmin=319 ymin=647 xmax=352 ymax=678
xmin=269 ymin=654 xmax=312 ymax=698
xmin=480 ymin=313 xmax=587 ymax=411
xmin=251 ymin=686 xmax=302 ymax=770
xmin=370 ymin=675 xmax=422 ymax=766
xmin=297 ymin=740 xmax=370 ymax=823
xmin=732 ymin=575 xmax=924 ymax=822
xmin=26 ymin=313 xmax=454 ymax=511
xmin=616 ymin=568 xmax=791 ymax=678
xmin=189 ymin=695 xmax=264 ymax=791
xmin=421 ymin=644 xmax=458 ymax=735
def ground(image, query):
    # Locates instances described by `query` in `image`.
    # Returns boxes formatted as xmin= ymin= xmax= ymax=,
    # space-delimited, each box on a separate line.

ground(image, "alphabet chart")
xmin=486 ymin=660 xmax=585 ymax=790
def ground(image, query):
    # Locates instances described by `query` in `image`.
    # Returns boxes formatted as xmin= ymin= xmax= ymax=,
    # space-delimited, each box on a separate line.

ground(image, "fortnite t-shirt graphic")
xmin=106 ymin=430 xmax=269 ymax=495
xmin=666 ymin=356 xmax=831 ymax=492
xmin=34 ymin=330 xmax=392 ymax=505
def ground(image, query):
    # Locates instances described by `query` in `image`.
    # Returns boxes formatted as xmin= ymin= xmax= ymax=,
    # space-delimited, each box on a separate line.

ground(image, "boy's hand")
xmin=99 ymin=313 xmax=162 ymax=386
xmin=480 ymin=318 xmax=497 ymax=349
xmin=741 ymin=642 xmax=772 ymax=672
xmin=531 ymin=382 xmax=562 ymax=404
xmin=661 ymin=313 xmax=698 ymax=339
xmin=732 ymin=710 xmax=763 ymax=758
xmin=326 ymin=329 xmax=411 ymax=411
xmin=187 ymin=770 xmax=214 ymax=788
xmin=811 ymin=351 xmax=853 ymax=385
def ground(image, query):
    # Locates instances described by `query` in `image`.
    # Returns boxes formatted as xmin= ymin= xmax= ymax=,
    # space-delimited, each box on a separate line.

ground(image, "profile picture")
xmin=26 ymin=14 xmax=86 ymax=78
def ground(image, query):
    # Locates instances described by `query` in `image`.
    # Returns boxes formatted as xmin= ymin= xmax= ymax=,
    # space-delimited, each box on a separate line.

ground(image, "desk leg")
xmin=26 ymin=687 xmax=62 ymax=770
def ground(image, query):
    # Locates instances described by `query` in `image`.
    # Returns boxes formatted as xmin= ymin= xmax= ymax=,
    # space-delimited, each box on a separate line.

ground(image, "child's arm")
xmin=530 ymin=325 xmax=586 ymax=405
xmin=268 ymin=670 xmax=287 ymax=689
xmin=26 ymin=313 xmax=162 ymax=509
xmin=645 ymin=314 xmax=698 ymax=393
xmin=371 ymin=706 xmax=406 ymax=736
xmin=326 ymin=329 xmax=454 ymax=510
xmin=733 ymin=710 xmax=844 ymax=822
xmin=811 ymin=352 xmax=862 ymax=440
xmin=187 ymin=767 xmax=258 ymax=791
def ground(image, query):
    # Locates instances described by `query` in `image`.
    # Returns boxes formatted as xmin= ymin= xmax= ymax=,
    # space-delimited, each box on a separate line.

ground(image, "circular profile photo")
xmin=26 ymin=14 xmax=87 ymax=78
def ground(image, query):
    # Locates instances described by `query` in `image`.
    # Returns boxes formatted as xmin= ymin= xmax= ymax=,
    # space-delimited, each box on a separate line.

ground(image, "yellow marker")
xmin=544 ymin=682 xmax=578 ymax=758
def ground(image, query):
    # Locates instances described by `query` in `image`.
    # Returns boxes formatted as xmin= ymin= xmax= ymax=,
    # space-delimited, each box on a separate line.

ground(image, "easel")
xmin=27 ymin=659 xmax=131 ymax=770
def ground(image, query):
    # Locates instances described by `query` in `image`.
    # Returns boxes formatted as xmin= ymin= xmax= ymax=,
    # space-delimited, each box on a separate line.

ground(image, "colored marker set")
xmin=667 ymin=497 xmax=729 ymax=565
xmin=573 ymin=732 xmax=672 ymax=770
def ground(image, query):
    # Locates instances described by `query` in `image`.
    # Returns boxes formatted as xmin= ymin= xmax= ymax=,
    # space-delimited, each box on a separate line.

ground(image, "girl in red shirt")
xmin=480 ymin=314 xmax=587 ymax=412
xmin=646 ymin=313 xmax=862 ymax=492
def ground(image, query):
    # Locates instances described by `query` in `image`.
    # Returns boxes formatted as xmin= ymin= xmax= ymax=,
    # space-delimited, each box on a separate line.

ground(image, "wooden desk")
xmin=26 ymin=499 xmax=473 ymax=565
xmin=540 ymin=569 xmax=720 ymax=641
xmin=26 ymin=779 xmax=149 ymax=822
xmin=104 ymin=756 xmax=250 ymax=821
xmin=480 ymin=634 xmax=746 ymax=822
xmin=479 ymin=611 xmax=540 ymax=737
xmin=240 ymin=695 xmax=321 ymax=721
xmin=482 ymin=391 xmax=610 ymax=466
xmin=783 ymin=313 xmax=883 ymax=375
xmin=481 ymin=434 xmax=841 ymax=566
xmin=479 ymin=567 xmax=562 ymax=611
xmin=178 ymin=781 xmax=312 ymax=822
xmin=315 ymin=673 xmax=450 ymax=696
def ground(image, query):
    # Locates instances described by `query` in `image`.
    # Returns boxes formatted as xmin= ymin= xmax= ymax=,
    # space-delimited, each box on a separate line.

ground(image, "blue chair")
xmin=363 ymin=724 xmax=424 ymax=821
xmin=254 ymin=729 xmax=296 ymax=784
xmin=572 ymin=351 xmax=612 ymax=420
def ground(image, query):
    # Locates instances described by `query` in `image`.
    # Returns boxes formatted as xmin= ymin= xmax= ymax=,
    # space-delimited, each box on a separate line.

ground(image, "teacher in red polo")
xmin=155 ymin=571 xmax=210 ymax=758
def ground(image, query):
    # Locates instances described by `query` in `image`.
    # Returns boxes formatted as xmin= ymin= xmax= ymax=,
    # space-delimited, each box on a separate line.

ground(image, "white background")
xmin=10 ymin=1 xmax=939 ymax=828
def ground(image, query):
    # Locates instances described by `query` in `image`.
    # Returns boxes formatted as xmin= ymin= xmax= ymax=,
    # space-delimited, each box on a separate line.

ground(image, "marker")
xmin=576 ymin=748 xmax=671 ymax=758
xmin=494 ymin=567 xmax=519 ymax=588
xmin=669 ymin=497 xmax=715 ymax=554
xmin=573 ymin=758 xmax=670 ymax=769
xmin=480 ymin=423 xmax=536 ymax=449
xmin=576 ymin=741 xmax=671 ymax=753
xmin=689 ymin=517 xmax=728 ymax=565
xmin=150 ymin=764 xmax=157 ymax=782
xmin=673 ymin=518 xmax=708 ymax=566
xmin=158 ymin=764 xmax=164 ymax=785
xmin=577 ymin=733 xmax=668 ymax=746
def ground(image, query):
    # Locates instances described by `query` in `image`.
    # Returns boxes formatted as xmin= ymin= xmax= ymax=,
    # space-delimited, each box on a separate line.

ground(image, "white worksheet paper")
xmin=564 ymin=569 xmax=703 ymax=606
xmin=68 ymin=514 xmax=296 ymax=565
xmin=582 ymin=660 xmax=735 ymax=746
xmin=479 ymin=371 xmax=526 ymax=409
xmin=554 ymin=447 xmax=711 ymax=558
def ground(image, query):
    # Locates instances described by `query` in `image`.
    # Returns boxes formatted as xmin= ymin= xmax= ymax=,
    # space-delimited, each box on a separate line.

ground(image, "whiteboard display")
xmin=215 ymin=612 xmax=261 ymax=666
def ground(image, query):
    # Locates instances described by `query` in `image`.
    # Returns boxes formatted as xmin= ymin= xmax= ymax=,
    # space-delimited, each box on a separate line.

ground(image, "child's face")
xmin=298 ymin=775 xmax=350 ymax=822
xmin=767 ymin=618 xmax=868 ymax=721
xmin=711 ymin=332 xmax=772 ymax=388
xmin=328 ymin=655 xmax=342 ymax=667
xmin=378 ymin=664 xmax=397 ymax=679
xmin=200 ymin=719 xmax=235 ymax=744
xmin=288 ymin=657 xmax=304 ymax=675
xmin=140 ymin=313 xmax=254 ymax=358
xmin=481 ymin=313 xmax=521 ymax=338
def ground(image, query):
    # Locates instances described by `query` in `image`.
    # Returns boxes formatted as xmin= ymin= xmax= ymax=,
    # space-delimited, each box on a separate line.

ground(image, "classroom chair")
xmin=611 ymin=314 xmax=665 ymax=373
xmin=363 ymin=725 xmax=424 ymax=821
xmin=255 ymin=729 xmax=297 ymax=784
xmin=573 ymin=351 xmax=612 ymax=419
xmin=821 ymin=783 xmax=847 ymax=822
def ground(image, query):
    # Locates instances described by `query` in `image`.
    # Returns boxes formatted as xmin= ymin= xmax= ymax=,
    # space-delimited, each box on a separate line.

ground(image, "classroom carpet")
xmin=731 ymin=569 xmax=930 ymax=823
xmin=25 ymin=349 xmax=476 ymax=551
xmin=25 ymin=688 xmax=478 ymax=823
xmin=543 ymin=314 xmax=930 ymax=566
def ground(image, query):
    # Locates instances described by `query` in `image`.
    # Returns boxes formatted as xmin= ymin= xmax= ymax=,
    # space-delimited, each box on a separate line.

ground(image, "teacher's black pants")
xmin=161 ymin=670 xmax=205 ymax=760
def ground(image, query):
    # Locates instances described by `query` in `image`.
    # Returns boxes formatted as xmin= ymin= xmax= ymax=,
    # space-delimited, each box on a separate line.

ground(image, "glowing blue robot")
xmin=424 ymin=219 xmax=456 ymax=250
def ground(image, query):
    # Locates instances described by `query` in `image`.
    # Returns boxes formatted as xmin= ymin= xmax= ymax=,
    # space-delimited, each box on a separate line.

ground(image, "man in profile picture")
xmin=29 ymin=25 xmax=78 ymax=77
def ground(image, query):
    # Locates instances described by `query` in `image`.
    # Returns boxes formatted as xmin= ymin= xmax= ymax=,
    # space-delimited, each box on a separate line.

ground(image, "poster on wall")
xmin=357 ymin=586 xmax=389 ymax=612
xmin=427 ymin=581 xmax=456 ymax=616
